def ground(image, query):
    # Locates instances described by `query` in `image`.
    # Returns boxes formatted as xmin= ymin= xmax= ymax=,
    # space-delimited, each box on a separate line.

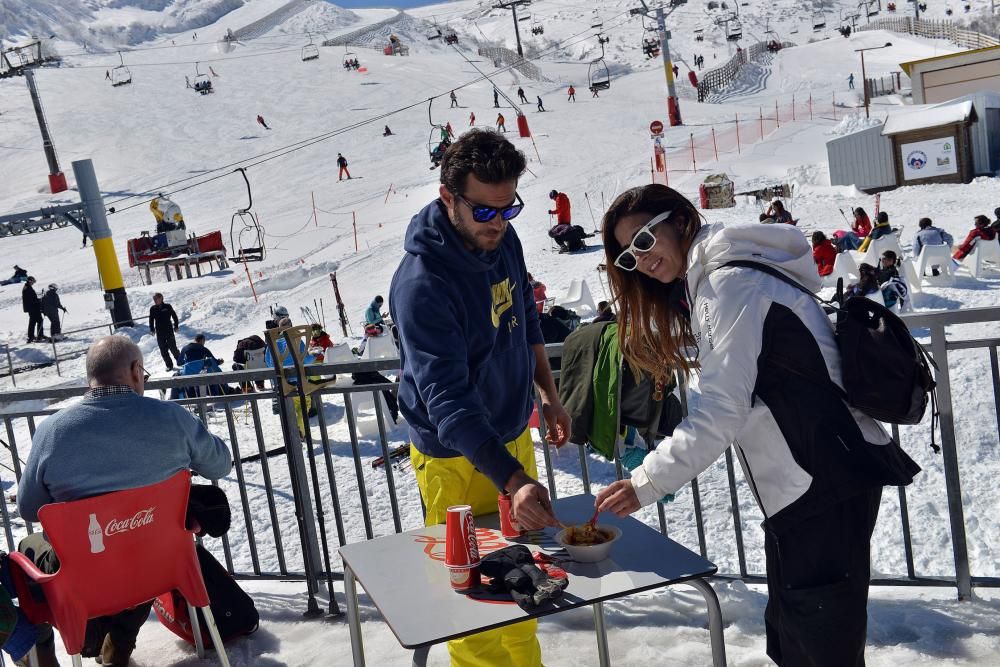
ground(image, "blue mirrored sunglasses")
xmin=456 ymin=192 xmax=525 ymax=223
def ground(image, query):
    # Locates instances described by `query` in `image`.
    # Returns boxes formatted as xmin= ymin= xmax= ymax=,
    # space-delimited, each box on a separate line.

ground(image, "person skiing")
xmin=22 ymin=277 xmax=44 ymax=343
xmin=256 ymin=114 xmax=270 ymax=130
xmin=567 ymin=85 xmax=576 ymax=102
xmin=517 ymin=87 xmax=529 ymax=104
xmin=536 ymin=96 xmax=545 ymax=112
xmin=590 ymin=85 xmax=600 ymax=98
xmin=105 ymin=70 xmax=111 ymax=81
xmin=672 ymin=64 xmax=679 ymax=77
xmin=848 ymin=73 xmax=855 ymax=89
xmin=469 ymin=111 xmax=476 ymax=126
xmin=41 ymin=284 xmax=67 ymax=339
xmin=383 ymin=125 xmax=393 ymax=136
xmin=548 ymin=190 xmax=571 ymax=225
xmin=446 ymin=121 xmax=455 ymax=139
xmin=450 ymin=90 xmax=458 ymax=108
xmin=337 ymin=153 xmax=351 ymax=180
xmin=496 ymin=113 xmax=506 ymax=132
xmin=149 ymin=292 xmax=181 ymax=370
xmin=493 ymin=87 xmax=500 ymax=108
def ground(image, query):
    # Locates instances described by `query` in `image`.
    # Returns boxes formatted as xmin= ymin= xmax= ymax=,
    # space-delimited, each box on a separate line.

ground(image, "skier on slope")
xmin=567 ymin=85 xmax=576 ymax=102
xmin=450 ymin=90 xmax=459 ymax=107
xmin=256 ymin=114 xmax=270 ymax=130
xmin=518 ymin=87 xmax=529 ymax=104
xmin=41 ymin=284 xmax=67 ymax=339
xmin=469 ymin=111 xmax=476 ymax=126
xmin=496 ymin=113 xmax=506 ymax=132
xmin=337 ymin=153 xmax=352 ymax=180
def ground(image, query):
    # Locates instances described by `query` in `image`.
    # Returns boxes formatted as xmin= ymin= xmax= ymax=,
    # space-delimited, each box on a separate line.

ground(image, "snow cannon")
xmin=150 ymin=196 xmax=188 ymax=247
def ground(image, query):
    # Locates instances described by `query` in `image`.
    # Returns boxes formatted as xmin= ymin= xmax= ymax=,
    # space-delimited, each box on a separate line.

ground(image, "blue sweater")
xmin=17 ymin=391 xmax=232 ymax=522
xmin=389 ymin=199 xmax=544 ymax=490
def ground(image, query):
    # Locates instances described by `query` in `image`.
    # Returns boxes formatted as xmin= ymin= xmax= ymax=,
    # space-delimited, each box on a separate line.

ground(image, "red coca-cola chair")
xmin=7 ymin=471 xmax=230 ymax=667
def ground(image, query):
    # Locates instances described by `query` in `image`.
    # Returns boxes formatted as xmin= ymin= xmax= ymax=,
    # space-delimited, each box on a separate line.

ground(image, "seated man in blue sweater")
xmin=16 ymin=335 xmax=232 ymax=667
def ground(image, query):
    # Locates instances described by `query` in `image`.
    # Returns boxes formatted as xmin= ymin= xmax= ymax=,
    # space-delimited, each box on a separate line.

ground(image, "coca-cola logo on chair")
xmin=105 ymin=507 xmax=157 ymax=536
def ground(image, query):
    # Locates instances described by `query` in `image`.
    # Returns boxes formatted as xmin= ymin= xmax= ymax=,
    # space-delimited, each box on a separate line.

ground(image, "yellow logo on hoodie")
xmin=490 ymin=278 xmax=515 ymax=329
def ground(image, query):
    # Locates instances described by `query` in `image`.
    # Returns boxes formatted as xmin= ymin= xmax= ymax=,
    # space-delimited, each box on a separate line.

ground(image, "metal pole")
xmin=861 ymin=50 xmax=870 ymax=118
xmin=687 ymin=578 xmax=728 ymax=667
xmin=711 ymin=127 xmax=719 ymax=160
xmin=511 ymin=3 xmax=524 ymax=58
xmin=689 ymin=133 xmax=696 ymax=172
xmin=657 ymin=7 xmax=682 ymax=126
xmin=592 ymin=602 xmax=611 ymax=667
xmin=735 ymin=113 xmax=740 ymax=153
xmin=23 ymin=69 xmax=66 ymax=193
xmin=344 ymin=566 xmax=366 ymax=666
xmin=51 ymin=338 xmax=60 ymax=376
xmin=73 ymin=160 xmax=134 ymax=327
xmin=3 ymin=345 xmax=15 ymax=387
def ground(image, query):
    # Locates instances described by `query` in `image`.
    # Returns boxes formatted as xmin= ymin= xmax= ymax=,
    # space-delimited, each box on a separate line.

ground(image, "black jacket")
xmin=40 ymin=290 xmax=64 ymax=317
xmin=22 ymin=284 xmax=40 ymax=313
xmin=149 ymin=303 xmax=179 ymax=335
xmin=179 ymin=342 xmax=218 ymax=366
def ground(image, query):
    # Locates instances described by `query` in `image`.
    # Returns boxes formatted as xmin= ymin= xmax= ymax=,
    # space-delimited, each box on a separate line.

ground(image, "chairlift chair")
xmin=531 ymin=17 xmax=544 ymax=35
xmin=111 ymin=51 xmax=132 ymax=87
xmin=229 ymin=168 xmax=264 ymax=263
xmin=518 ymin=13 xmax=531 ymax=21
xmin=642 ymin=26 xmax=661 ymax=58
xmin=726 ymin=19 xmax=742 ymax=40
xmin=301 ymin=33 xmax=319 ymax=61
xmin=868 ymin=0 xmax=880 ymax=16
xmin=342 ymin=51 xmax=357 ymax=68
xmin=588 ymin=58 xmax=611 ymax=91
xmin=192 ymin=62 xmax=212 ymax=94
xmin=444 ymin=30 xmax=459 ymax=45
xmin=812 ymin=13 xmax=826 ymax=30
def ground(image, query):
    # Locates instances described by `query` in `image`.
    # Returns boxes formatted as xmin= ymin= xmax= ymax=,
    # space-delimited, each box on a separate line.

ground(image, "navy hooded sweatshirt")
xmin=389 ymin=199 xmax=544 ymax=490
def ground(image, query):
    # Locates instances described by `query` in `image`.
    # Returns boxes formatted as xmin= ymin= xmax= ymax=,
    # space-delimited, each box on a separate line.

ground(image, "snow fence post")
xmin=689 ymin=133 xmax=696 ymax=172
xmin=711 ymin=127 xmax=719 ymax=161
xmin=735 ymin=114 xmax=741 ymax=154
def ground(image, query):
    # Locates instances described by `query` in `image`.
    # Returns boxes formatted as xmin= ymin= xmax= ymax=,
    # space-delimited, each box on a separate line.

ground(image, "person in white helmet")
xmin=40 ymin=284 xmax=67 ymax=339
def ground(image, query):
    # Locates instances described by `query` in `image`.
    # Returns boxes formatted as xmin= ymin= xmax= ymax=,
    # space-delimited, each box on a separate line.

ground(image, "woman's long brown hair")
xmin=602 ymin=185 xmax=703 ymax=384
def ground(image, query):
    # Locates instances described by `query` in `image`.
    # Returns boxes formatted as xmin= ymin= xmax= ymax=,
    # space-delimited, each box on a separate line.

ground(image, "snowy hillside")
xmin=2 ymin=0 xmax=1000 ymax=664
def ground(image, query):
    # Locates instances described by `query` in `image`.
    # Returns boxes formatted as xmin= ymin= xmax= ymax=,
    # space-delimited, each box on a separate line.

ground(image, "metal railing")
xmin=1 ymin=306 xmax=997 ymax=612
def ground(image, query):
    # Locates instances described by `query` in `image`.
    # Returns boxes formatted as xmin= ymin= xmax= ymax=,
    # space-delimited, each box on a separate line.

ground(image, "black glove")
xmin=477 ymin=545 xmax=568 ymax=611
xmin=186 ymin=484 xmax=231 ymax=537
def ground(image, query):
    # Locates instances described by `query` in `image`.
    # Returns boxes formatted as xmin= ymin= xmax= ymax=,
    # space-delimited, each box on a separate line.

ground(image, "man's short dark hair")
xmin=919 ymin=217 xmax=932 ymax=229
xmin=876 ymin=211 xmax=889 ymax=223
xmin=195 ymin=334 xmax=206 ymax=343
xmin=153 ymin=292 xmax=163 ymax=300
xmin=440 ymin=129 xmax=526 ymax=195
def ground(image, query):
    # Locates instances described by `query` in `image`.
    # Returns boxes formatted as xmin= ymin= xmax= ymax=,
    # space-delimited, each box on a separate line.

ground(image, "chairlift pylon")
xmin=111 ymin=51 xmax=132 ymax=87
xmin=229 ymin=168 xmax=265 ymax=263
xmin=301 ymin=33 xmax=319 ymax=61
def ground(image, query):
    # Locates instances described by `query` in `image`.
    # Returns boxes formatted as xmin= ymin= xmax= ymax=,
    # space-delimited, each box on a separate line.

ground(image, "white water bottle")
xmin=88 ymin=513 xmax=105 ymax=554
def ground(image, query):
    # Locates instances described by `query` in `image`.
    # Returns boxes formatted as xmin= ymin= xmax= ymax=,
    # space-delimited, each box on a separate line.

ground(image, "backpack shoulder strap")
xmin=722 ymin=260 xmax=820 ymax=300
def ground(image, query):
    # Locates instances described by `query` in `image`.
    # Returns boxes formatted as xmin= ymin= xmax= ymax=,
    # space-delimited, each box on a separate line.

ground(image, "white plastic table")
xmin=338 ymin=494 xmax=726 ymax=667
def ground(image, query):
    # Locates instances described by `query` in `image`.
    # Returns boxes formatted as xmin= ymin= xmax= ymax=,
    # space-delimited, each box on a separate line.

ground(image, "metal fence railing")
xmin=1 ymin=306 xmax=997 ymax=613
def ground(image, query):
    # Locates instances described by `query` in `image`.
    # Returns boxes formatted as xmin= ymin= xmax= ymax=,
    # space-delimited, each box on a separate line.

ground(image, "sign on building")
xmin=899 ymin=135 xmax=958 ymax=181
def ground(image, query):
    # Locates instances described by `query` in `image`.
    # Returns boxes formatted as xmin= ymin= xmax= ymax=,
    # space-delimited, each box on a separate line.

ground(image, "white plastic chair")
xmin=822 ymin=252 xmax=859 ymax=289
xmin=324 ymin=343 xmax=356 ymax=362
xmin=362 ymin=334 xmax=397 ymax=361
xmin=911 ymin=244 xmax=955 ymax=286
xmin=244 ymin=347 xmax=267 ymax=369
xmin=861 ymin=233 xmax=904 ymax=268
xmin=556 ymin=278 xmax=597 ymax=316
xmin=970 ymin=237 xmax=1000 ymax=279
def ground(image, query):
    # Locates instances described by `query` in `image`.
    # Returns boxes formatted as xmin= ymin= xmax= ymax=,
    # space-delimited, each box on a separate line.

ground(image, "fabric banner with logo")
xmin=900 ymin=135 xmax=958 ymax=181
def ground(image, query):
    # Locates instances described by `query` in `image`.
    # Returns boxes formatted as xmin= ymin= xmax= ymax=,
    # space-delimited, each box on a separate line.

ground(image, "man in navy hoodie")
xmin=390 ymin=129 xmax=570 ymax=667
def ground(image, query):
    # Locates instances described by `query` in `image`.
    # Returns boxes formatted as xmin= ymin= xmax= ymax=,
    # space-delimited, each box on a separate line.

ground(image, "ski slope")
xmin=1 ymin=0 xmax=1000 ymax=664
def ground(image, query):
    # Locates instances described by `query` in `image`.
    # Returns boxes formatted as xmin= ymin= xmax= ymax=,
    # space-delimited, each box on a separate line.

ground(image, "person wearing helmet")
xmin=547 ymin=190 xmax=571 ymax=225
xmin=41 ymin=284 xmax=67 ymax=339
xmin=266 ymin=305 xmax=289 ymax=330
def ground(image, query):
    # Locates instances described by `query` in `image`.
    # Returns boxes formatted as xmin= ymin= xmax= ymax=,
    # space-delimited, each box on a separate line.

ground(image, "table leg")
xmin=592 ymin=601 xmax=611 ymax=667
xmin=687 ymin=578 xmax=727 ymax=667
xmin=411 ymin=646 xmax=430 ymax=667
xmin=344 ymin=565 xmax=366 ymax=667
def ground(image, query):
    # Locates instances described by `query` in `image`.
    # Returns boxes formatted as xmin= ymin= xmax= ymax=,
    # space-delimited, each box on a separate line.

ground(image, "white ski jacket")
xmin=630 ymin=222 xmax=909 ymax=527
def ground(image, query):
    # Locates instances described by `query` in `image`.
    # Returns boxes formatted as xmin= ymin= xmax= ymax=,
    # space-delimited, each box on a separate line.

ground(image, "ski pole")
xmin=584 ymin=192 xmax=599 ymax=233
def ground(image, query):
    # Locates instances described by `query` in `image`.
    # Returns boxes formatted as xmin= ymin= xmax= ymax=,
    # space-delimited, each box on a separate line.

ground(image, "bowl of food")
xmin=555 ymin=523 xmax=622 ymax=563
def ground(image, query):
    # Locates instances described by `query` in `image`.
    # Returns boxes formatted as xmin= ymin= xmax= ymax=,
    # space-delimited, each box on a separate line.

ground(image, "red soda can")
xmin=445 ymin=505 xmax=481 ymax=591
xmin=498 ymin=492 xmax=522 ymax=538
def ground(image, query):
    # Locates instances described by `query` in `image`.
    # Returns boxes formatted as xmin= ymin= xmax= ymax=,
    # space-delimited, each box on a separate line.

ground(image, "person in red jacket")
xmin=852 ymin=207 xmax=872 ymax=238
xmin=309 ymin=323 xmax=334 ymax=361
xmin=548 ymin=190 xmax=571 ymax=224
xmin=811 ymin=231 xmax=837 ymax=277
xmin=954 ymin=214 xmax=998 ymax=261
xmin=528 ymin=272 xmax=547 ymax=314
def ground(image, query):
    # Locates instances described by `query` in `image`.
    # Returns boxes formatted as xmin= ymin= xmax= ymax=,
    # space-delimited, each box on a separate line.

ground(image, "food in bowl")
xmin=555 ymin=524 xmax=621 ymax=563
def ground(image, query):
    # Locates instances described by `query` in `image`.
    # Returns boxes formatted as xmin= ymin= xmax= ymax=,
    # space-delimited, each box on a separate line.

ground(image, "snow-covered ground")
xmin=1 ymin=0 xmax=999 ymax=664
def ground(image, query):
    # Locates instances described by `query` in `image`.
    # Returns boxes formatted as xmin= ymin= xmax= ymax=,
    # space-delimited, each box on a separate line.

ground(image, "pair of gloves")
xmin=470 ymin=545 xmax=568 ymax=611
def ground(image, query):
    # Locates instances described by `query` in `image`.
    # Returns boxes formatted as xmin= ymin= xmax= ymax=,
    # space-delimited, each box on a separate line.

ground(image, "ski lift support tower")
xmin=493 ymin=0 xmax=532 ymax=57
xmin=630 ymin=0 xmax=682 ymax=126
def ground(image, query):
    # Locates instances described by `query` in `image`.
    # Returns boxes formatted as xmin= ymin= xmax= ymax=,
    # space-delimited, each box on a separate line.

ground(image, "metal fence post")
xmin=929 ymin=322 xmax=973 ymax=600
xmin=3 ymin=344 xmax=15 ymax=387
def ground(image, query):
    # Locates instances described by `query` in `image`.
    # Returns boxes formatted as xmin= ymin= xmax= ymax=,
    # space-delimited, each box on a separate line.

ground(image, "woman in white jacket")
xmin=595 ymin=185 xmax=918 ymax=666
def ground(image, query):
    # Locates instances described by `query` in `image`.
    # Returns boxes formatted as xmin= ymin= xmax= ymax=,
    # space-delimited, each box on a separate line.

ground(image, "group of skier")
xmin=17 ymin=271 xmax=67 ymax=343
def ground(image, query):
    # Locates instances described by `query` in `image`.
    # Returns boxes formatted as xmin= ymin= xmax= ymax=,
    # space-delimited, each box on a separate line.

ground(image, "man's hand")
xmin=505 ymin=470 xmax=559 ymax=530
xmin=174 ymin=325 xmax=179 ymax=332
xmin=595 ymin=480 xmax=641 ymax=517
xmin=541 ymin=399 xmax=571 ymax=448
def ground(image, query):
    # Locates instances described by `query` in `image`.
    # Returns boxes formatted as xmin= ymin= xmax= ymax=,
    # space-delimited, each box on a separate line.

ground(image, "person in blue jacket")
xmin=364 ymin=296 xmax=385 ymax=334
xmin=389 ymin=128 xmax=570 ymax=667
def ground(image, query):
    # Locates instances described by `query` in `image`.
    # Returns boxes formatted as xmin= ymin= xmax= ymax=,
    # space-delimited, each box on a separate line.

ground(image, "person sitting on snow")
xmin=1 ymin=265 xmax=28 ymax=286
xmin=764 ymin=200 xmax=794 ymax=225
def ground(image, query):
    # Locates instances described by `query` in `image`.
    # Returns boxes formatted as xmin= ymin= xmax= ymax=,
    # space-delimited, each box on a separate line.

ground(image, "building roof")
xmin=899 ymin=45 xmax=1000 ymax=76
xmin=882 ymin=100 xmax=976 ymax=135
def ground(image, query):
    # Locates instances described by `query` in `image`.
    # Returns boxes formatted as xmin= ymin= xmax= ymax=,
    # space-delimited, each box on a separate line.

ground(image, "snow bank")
xmin=827 ymin=112 xmax=883 ymax=136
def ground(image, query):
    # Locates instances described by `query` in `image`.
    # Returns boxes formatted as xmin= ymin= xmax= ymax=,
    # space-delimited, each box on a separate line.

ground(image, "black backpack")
xmin=725 ymin=261 xmax=939 ymax=450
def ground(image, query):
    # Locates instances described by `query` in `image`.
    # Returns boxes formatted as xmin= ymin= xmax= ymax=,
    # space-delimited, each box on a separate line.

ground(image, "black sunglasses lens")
xmin=617 ymin=252 xmax=637 ymax=270
xmin=501 ymin=204 xmax=523 ymax=221
xmin=633 ymin=230 xmax=656 ymax=252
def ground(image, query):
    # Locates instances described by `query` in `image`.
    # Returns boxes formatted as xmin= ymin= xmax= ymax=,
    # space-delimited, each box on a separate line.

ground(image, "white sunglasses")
xmin=614 ymin=210 xmax=674 ymax=271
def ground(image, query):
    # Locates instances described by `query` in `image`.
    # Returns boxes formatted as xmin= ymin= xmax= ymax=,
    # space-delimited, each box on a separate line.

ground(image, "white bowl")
xmin=554 ymin=524 xmax=622 ymax=563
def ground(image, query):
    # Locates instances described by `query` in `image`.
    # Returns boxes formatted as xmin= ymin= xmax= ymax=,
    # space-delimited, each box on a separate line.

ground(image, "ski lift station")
xmin=827 ymin=97 xmax=1000 ymax=191
xmin=900 ymin=45 xmax=1000 ymax=104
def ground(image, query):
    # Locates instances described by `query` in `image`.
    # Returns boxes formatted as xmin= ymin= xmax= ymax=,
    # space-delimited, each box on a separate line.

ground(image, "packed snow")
xmin=1 ymin=0 xmax=999 ymax=664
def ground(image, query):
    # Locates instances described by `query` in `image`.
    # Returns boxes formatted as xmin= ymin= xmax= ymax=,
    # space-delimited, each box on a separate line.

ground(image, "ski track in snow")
xmin=1 ymin=0 xmax=999 ymax=664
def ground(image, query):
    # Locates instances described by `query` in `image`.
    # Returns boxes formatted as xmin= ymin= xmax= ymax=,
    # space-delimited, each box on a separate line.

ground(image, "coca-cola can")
xmin=445 ymin=505 xmax=480 ymax=592
xmin=498 ymin=492 xmax=522 ymax=538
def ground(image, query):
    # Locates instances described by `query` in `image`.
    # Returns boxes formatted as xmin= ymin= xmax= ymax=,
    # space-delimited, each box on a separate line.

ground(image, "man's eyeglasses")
xmin=138 ymin=364 xmax=150 ymax=383
xmin=455 ymin=192 xmax=524 ymax=223
xmin=614 ymin=210 xmax=675 ymax=271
